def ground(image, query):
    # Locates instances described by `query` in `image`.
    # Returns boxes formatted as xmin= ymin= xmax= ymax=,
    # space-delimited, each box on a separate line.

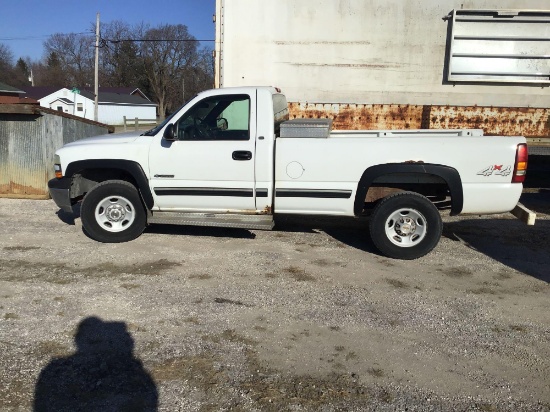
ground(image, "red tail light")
xmin=512 ymin=143 xmax=528 ymax=183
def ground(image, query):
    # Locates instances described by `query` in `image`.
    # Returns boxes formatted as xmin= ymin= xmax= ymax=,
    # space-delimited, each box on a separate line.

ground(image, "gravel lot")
xmin=0 ymin=192 xmax=549 ymax=411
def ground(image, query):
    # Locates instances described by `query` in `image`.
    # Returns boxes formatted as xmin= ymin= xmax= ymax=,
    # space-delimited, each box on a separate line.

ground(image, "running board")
xmin=148 ymin=211 xmax=274 ymax=230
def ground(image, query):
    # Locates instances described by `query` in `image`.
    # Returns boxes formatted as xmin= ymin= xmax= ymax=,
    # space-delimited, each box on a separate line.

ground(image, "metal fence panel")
xmin=0 ymin=111 xmax=109 ymax=198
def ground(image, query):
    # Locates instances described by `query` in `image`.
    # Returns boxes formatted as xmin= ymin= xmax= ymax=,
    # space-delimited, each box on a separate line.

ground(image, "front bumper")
xmin=48 ymin=177 xmax=73 ymax=213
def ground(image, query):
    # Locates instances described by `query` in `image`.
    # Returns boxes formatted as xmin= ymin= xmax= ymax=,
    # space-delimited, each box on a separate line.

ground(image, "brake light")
xmin=512 ymin=143 xmax=528 ymax=183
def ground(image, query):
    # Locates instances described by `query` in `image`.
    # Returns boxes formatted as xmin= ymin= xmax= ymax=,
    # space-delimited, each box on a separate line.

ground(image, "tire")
xmin=369 ymin=191 xmax=442 ymax=260
xmin=81 ymin=180 xmax=146 ymax=243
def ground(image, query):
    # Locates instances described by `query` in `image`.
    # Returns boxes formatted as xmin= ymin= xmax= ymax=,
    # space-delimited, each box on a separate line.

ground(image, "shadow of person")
xmin=34 ymin=317 xmax=158 ymax=412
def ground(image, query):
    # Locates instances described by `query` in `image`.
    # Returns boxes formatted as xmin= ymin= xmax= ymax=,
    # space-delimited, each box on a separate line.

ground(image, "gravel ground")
xmin=0 ymin=193 xmax=549 ymax=411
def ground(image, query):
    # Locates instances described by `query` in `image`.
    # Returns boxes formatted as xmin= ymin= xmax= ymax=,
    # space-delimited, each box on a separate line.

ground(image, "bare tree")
xmin=0 ymin=43 xmax=15 ymax=83
xmin=43 ymin=33 xmax=95 ymax=87
xmin=32 ymin=23 xmax=213 ymax=117
xmin=140 ymin=24 xmax=200 ymax=119
xmin=99 ymin=21 xmax=148 ymax=89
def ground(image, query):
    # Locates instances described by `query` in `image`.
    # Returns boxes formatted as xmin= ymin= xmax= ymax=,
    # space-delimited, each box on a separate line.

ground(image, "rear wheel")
xmin=369 ymin=192 xmax=442 ymax=260
xmin=81 ymin=180 xmax=146 ymax=243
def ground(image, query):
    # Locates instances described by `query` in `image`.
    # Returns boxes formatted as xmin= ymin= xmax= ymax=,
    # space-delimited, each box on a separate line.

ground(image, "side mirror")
xmin=217 ymin=117 xmax=228 ymax=130
xmin=163 ymin=124 xmax=177 ymax=141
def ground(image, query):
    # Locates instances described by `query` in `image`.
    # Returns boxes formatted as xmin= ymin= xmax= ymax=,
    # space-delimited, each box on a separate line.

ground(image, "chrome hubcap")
xmin=95 ymin=196 xmax=135 ymax=232
xmin=385 ymin=208 xmax=427 ymax=247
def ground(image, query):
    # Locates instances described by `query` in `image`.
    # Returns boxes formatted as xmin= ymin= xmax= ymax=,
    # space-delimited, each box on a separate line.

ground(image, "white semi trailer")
xmin=214 ymin=0 xmax=550 ymax=137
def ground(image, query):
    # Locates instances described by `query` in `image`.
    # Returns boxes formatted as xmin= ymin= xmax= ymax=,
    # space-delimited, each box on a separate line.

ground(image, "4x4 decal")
xmin=477 ymin=165 xmax=512 ymax=177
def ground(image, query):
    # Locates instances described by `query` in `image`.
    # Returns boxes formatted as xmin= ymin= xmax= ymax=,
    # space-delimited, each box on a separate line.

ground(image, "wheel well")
xmin=70 ymin=168 xmax=138 ymax=200
xmin=354 ymin=164 xmax=463 ymax=216
xmin=364 ymin=173 xmax=451 ymax=213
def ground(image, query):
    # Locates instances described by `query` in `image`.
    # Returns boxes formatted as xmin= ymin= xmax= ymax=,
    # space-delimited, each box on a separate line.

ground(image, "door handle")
xmin=232 ymin=151 xmax=252 ymax=161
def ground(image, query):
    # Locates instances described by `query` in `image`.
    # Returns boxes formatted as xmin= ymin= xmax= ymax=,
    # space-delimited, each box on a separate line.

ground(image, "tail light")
xmin=512 ymin=143 xmax=528 ymax=183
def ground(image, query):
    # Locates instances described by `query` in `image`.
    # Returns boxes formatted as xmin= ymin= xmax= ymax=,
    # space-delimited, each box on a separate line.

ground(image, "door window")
xmin=175 ymin=94 xmax=250 ymax=141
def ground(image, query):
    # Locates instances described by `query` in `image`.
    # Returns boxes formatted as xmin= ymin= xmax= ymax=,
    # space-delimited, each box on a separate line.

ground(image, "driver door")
xmin=148 ymin=93 xmax=257 ymax=212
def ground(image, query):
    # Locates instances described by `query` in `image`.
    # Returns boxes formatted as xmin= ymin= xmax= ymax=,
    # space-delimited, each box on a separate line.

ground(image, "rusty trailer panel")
xmin=288 ymin=103 xmax=424 ymax=131
xmin=288 ymin=103 xmax=550 ymax=139
xmin=427 ymin=106 xmax=550 ymax=138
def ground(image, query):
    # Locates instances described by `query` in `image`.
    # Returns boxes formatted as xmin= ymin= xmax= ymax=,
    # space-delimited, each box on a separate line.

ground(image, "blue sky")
xmin=0 ymin=0 xmax=216 ymax=61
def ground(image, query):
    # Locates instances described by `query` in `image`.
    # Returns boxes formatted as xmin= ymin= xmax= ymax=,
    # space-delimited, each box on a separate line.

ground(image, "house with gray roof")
xmin=30 ymin=87 xmax=157 ymax=126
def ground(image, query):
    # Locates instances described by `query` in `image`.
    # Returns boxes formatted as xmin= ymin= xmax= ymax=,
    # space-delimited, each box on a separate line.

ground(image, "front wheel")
xmin=369 ymin=192 xmax=442 ymax=260
xmin=81 ymin=180 xmax=146 ymax=243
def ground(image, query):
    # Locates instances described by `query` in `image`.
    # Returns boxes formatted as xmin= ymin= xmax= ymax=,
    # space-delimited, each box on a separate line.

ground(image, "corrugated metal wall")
xmin=0 ymin=111 xmax=110 ymax=198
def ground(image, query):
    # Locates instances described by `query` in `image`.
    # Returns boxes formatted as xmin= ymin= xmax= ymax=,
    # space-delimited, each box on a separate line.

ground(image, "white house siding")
xmin=38 ymin=88 xmax=156 ymax=125
xmin=40 ymin=89 xmax=94 ymax=118
xmin=49 ymin=99 xmax=73 ymax=114
xmin=215 ymin=0 xmax=550 ymax=108
xmin=98 ymin=104 xmax=156 ymax=126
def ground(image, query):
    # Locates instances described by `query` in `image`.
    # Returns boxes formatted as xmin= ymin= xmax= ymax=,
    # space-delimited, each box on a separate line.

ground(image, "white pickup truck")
xmin=48 ymin=86 xmax=531 ymax=259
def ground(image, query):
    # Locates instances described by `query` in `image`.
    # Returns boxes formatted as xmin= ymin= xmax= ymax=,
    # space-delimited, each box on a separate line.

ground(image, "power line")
xmin=0 ymin=32 xmax=92 ymax=41
xmin=103 ymin=38 xmax=215 ymax=43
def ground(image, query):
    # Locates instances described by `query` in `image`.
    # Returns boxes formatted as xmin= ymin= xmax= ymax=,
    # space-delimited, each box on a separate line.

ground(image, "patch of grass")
xmin=241 ymin=348 xmax=370 ymax=410
xmin=379 ymin=259 xmax=395 ymax=267
xmin=388 ymin=318 xmax=403 ymax=327
xmin=4 ymin=313 xmax=19 ymax=320
xmin=214 ymin=297 xmax=252 ymax=307
xmin=220 ymin=329 xmax=256 ymax=345
xmin=469 ymin=287 xmax=497 ymax=295
xmin=35 ymin=340 xmax=70 ymax=358
xmin=345 ymin=352 xmax=358 ymax=361
xmin=189 ymin=273 xmax=212 ymax=280
xmin=378 ymin=389 xmax=393 ymax=403
xmin=0 ymin=258 xmax=181 ymax=284
xmin=283 ymin=266 xmax=316 ymax=282
xmin=120 ymin=283 xmax=141 ymax=290
xmin=151 ymin=353 xmax=221 ymax=387
xmin=441 ymin=267 xmax=473 ymax=278
xmin=479 ymin=403 xmax=497 ymax=412
xmin=312 ymin=259 xmax=346 ymax=268
xmin=368 ymin=368 xmax=384 ymax=378
xmin=510 ymin=324 xmax=528 ymax=333
xmin=385 ymin=278 xmax=409 ymax=289
xmin=184 ymin=317 xmax=200 ymax=325
xmin=3 ymin=246 xmax=40 ymax=251
xmin=265 ymin=273 xmax=278 ymax=278
xmin=495 ymin=270 xmax=513 ymax=280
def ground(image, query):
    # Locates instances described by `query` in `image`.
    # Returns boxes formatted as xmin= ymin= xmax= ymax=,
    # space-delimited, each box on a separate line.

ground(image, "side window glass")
xmin=176 ymin=95 xmax=250 ymax=141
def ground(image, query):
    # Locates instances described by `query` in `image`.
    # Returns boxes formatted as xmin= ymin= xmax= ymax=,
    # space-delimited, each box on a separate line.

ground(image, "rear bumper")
xmin=48 ymin=178 xmax=73 ymax=213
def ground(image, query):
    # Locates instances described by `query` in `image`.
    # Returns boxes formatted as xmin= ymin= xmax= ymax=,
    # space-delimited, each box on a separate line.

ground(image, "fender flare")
xmin=65 ymin=159 xmax=154 ymax=210
xmin=354 ymin=163 xmax=463 ymax=216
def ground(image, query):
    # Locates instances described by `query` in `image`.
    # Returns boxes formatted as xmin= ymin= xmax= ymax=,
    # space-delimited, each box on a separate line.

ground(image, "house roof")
xmin=52 ymin=97 xmax=74 ymax=105
xmin=0 ymin=82 xmax=25 ymax=94
xmin=79 ymin=90 xmax=156 ymax=106
xmin=82 ymin=87 xmax=151 ymax=101
xmin=22 ymin=86 xmax=153 ymax=103
xmin=20 ymin=86 xmax=59 ymax=100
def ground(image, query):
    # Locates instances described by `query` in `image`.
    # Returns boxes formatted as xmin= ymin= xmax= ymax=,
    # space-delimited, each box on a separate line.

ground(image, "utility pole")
xmin=94 ymin=12 xmax=100 ymax=122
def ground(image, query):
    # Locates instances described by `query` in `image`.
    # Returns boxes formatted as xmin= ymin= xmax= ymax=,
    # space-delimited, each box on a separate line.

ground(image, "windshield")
xmin=141 ymin=96 xmax=197 ymax=136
